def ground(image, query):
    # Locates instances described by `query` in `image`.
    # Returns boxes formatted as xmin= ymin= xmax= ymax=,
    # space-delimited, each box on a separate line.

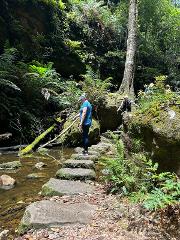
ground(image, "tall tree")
xmin=119 ymin=0 xmax=138 ymax=96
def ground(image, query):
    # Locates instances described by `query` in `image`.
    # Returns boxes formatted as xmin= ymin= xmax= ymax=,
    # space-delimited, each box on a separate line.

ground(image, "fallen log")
xmin=19 ymin=115 xmax=79 ymax=156
xmin=39 ymin=117 xmax=79 ymax=149
xmin=18 ymin=124 xmax=56 ymax=156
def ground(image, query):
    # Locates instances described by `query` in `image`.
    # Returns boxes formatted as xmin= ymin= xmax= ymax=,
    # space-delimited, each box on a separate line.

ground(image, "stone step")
xmin=71 ymin=153 xmax=99 ymax=161
xmin=41 ymin=178 xmax=95 ymax=196
xmin=74 ymin=147 xmax=100 ymax=156
xmin=90 ymin=143 xmax=112 ymax=154
xmin=63 ymin=159 xmax=95 ymax=169
xmin=19 ymin=200 xmax=96 ymax=234
xmin=56 ymin=168 xmax=96 ymax=180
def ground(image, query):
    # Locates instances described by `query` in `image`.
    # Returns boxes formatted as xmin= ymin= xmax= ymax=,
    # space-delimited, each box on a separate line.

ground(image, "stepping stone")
xmin=90 ymin=142 xmax=112 ymax=154
xmin=100 ymin=136 xmax=112 ymax=144
xmin=74 ymin=147 xmax=100 ymax=156
xmin=41 ymin=178 xmax=95 ymax=196
xmin=71 ymin=154 xmax=99 ymax=161
xmin=63 ymin=159 xmax=95 ymax=169
xmin=19 ymin=200 xmax=96 ymax=234
xmin=56 ymin=168 xmax=96 ymax=180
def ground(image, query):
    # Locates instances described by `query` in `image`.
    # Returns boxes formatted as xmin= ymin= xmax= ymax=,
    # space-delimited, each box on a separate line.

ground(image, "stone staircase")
xmin=19 ymin=137 xmax=115 ymax=234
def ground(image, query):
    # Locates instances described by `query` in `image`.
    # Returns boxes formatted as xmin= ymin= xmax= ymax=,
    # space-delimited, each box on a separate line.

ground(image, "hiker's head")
xmin=124 ymin=95 xmax=128 ymax=100
xmin=79 ymin=93 xmax=87 ymax=102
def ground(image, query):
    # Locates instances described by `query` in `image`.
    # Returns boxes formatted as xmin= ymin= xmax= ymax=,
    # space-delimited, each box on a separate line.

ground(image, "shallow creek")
xmin=0 ymin=147 xmax=74 ymax=234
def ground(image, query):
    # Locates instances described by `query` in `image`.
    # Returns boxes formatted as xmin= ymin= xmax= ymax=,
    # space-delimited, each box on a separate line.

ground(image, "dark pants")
xmin=82 ymin=125 xmax=90 ymax=151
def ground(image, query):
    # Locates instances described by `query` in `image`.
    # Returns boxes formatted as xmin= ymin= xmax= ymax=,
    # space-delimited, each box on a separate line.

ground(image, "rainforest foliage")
xmin=0 ymin=0 xmax=179 ymax=144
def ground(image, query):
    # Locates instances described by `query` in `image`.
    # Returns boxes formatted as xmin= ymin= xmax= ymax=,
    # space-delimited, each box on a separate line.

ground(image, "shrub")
xmin=101 ymin=134 xmax=180 ymax=210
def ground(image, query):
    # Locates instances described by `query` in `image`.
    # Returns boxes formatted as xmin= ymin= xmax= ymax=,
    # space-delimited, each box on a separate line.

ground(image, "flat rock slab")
xmin=41 ymin=178 xmax=95 ymax=196
xmin=19 ymin=200 xmax=96 ymax=234
xmin=63 ymin=159 xmax=95 ymax=169
xmin=71 ymin=154 xmax=99 ymax=161
xmin=74 ymin=147 xmax=100 ymax=156
xmin=56 ymin=168 xmax=96 ymax=180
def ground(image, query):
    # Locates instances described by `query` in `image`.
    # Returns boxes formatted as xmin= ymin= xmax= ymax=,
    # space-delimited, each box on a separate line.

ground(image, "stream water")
xmin=0 ymin=147 xmax=74 ymax=235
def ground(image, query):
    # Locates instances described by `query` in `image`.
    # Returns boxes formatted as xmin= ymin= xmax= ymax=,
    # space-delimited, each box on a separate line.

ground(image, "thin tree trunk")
xmin=119 ymin=0 xmax=138 ymax=96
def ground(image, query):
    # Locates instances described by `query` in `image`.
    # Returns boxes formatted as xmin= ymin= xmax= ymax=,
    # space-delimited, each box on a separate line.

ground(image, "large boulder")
xmin=129 ymin=108 xmax=180 ymax=176
xmin=98 ymin=93 xmax=123 ymax=131
xmin=57 ymin=118 xmax=100 ymax=147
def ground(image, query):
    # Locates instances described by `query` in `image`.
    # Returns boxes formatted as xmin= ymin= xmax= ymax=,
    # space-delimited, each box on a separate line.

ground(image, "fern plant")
xmin=0 ymin=48 xmax=21 ymax=118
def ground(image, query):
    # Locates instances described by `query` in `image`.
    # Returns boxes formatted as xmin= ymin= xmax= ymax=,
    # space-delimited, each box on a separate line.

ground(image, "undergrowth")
xmin=101 ymin=136 xmax=180 ymax=211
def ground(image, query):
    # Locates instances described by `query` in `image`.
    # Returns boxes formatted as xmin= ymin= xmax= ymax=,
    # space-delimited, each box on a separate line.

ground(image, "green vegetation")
xmin=0 ymin=0 xmax=179 ymax=145
xmin=101 ymin=137 xmax=180 ymax=211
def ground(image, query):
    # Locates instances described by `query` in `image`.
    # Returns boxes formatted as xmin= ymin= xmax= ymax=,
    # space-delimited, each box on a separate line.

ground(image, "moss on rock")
xmin=57 ymin=118 xmax=100 ymax=147
xmin=98 ymin=93 xmax=123 ymax=131
xmin=129 ymin=106 xmax=180 ymax=176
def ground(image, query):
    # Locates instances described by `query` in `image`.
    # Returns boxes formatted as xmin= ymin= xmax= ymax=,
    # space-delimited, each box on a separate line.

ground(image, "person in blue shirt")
xmin=79 ymin=93 xmax=92 ymax=155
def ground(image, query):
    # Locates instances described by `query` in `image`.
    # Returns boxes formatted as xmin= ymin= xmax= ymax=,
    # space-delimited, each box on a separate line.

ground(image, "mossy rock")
xmin=0 ymin=161 xmax=22 ymax=170
xmin=129 ymin=108 xmax=180 ymax=176
xmin=57 ymin=118 xmax=100 ymax=147
xmin=98 ymin=93 xmax=123 ymax=131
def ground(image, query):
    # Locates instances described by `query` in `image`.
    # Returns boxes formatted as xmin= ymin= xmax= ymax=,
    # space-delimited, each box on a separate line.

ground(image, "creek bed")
xmin=0 ymin=147 xmax=74 ymax=235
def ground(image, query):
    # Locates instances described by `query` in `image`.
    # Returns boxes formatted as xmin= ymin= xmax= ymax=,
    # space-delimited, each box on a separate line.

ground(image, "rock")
xmin=27 ymin=173 xmax=46 ymax=179
xmin=90 ymin=142 xmax=113 ymax=154
xmin=98 ymin=93 xmax=123 ymax=131
xmin=41 ymin=178 xmax=95 ymax=196
xmin=63 ymin=159 xmax=95 ymax=169
xmin=0 ymin=175 xmax=16 ymax=189
xmin=71 ymin=153 xmax=99 ymax=161
xmin=56 ymin=168 xmax=96 ymax=180
xmin=56 ymin=118 xmax=100 ymax=147
xmin=130 ymin=108 xmax=180 ymax=176
xmin=19 ymin=200 xmax=96 ymax=234
xmin=74 ymin=147 xmax=100 ymax=156
xmin=34 ymin=162 xmax=47 ymax=169
xmin=0 ymin=161 xmax=22 ymax=170
xmin=0 ymin=229 xmax=9 ymax=240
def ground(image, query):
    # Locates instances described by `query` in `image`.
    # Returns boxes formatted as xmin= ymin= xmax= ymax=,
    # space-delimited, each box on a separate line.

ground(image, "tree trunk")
xmin=119 ymin=0 xmax=138 ymax=96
